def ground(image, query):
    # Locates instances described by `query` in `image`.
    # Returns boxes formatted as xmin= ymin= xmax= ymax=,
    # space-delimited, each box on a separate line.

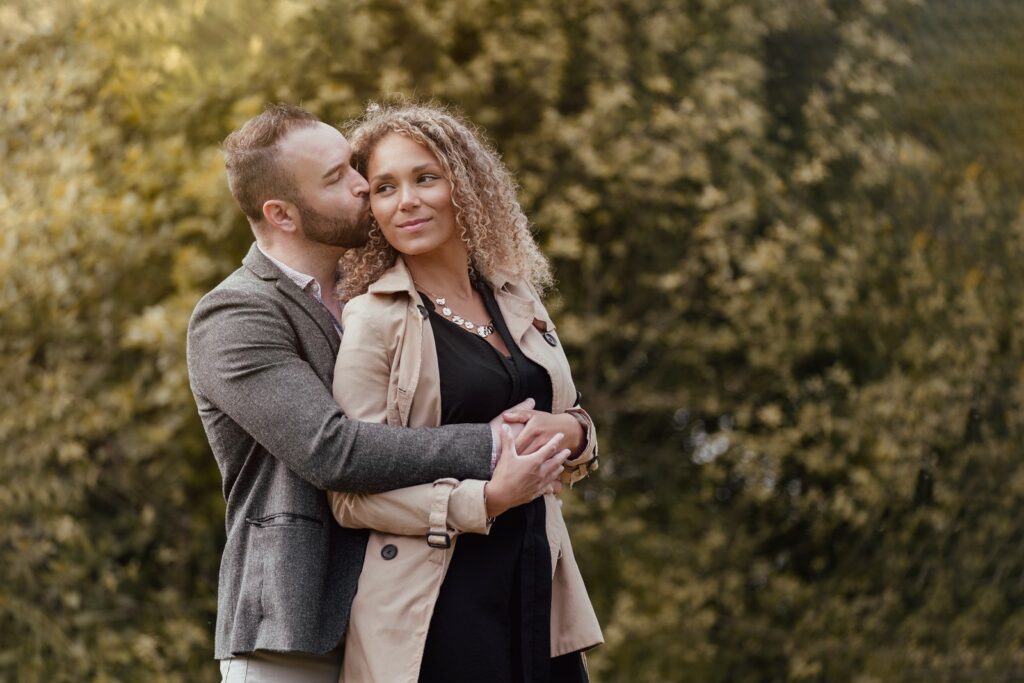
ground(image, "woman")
xmin=327 ymin=103 xmax=602 ymax=683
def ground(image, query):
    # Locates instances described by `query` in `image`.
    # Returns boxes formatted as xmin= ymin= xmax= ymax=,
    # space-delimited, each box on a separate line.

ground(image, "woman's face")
xmin=366 ymin=132 xmax=461 ymax=258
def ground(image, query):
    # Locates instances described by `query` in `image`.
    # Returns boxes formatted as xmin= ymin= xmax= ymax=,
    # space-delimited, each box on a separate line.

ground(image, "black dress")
xmin=416 ymin=282 xmax=588 ymax=683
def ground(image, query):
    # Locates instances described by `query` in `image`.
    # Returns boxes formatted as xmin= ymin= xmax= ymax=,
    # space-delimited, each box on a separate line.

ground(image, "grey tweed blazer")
xmin=186 ymin=244 xmax=492 ymax=659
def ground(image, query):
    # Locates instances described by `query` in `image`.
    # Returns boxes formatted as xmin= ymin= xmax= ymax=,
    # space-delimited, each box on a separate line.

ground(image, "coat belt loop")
xmin=427 ymin=478 xmax=458 ymax=548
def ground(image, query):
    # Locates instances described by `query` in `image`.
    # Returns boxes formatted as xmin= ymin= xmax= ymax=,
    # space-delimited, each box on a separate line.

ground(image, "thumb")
xmin=500 ymin=424 xmax=519 ymax=459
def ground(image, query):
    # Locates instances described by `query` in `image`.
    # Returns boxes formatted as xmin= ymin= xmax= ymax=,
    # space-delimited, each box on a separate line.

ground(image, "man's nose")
xmin=352 ymin=173 xmax=369 ymax=199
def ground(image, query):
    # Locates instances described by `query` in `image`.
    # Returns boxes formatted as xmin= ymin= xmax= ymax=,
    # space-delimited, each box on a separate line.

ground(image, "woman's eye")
xmin=374 ymin=183 xmax=395 ymax=194
xmin=418 ymin=174 xmax=439 ymax=183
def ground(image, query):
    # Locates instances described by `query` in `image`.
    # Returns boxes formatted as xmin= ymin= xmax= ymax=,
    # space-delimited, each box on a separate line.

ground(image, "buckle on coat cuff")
xmin=566 ymin=454 xmax=598 ymax=471
xmin=426 ymin=531 xmax=452 ymax=549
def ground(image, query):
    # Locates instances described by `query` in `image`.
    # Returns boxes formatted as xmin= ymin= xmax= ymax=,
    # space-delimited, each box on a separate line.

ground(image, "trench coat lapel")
xmin=490 ymin=272 xmax=555 ymax=346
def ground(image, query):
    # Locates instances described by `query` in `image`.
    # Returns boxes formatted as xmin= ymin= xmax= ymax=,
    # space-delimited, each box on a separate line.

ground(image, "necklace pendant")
xmin=452 ymin=315 xmax=464 ymax=325
xmin=435 ymin=297 xmax=446 ymax=306
xmin=441 ymin=306 xmax=452 ymax=316
xmin=464 ymin=321 xmax=474 ymax=330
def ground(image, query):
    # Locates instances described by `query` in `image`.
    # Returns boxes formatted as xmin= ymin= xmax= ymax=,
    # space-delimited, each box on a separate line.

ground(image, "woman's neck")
xmin=403 ymin=243 xmax=474 ymax=299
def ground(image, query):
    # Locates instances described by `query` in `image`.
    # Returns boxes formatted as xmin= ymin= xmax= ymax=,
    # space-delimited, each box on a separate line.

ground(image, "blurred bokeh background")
xmin=4 ymin=0 xmax=1024 ymax=680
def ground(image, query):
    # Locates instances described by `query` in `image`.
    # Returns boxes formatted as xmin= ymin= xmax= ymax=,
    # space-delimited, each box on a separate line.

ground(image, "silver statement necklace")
xmin=415 ymin=282 xmax=496 ymax=338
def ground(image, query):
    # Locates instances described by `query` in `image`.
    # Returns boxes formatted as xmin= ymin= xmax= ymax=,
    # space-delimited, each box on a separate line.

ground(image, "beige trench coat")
xmin=327 ymin=257 xmax=602 ymax=683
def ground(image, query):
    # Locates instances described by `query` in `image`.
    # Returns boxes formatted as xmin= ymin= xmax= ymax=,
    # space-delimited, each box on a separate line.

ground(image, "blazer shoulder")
xmin=191 ymin=266 xmax=272 ymax=313
xmin=187 ymin=269 xmax=288 ymax=355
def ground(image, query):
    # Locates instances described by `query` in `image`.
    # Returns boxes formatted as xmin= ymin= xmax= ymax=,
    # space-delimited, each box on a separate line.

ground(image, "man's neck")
xmin=257 ymin=237 xmax=345 ymax=298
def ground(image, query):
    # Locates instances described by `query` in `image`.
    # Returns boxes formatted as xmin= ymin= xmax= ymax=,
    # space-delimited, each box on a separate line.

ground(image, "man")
xmin=187 ymin=104 xmax=574 ymax=682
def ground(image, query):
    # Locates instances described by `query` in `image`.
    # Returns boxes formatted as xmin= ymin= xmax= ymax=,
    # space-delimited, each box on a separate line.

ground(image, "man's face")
xmin=276 ymin=122 xmax=371 ymax=248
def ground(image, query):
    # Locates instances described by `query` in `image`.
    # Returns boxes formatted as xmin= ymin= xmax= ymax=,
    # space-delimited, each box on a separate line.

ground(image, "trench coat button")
xmin=543 ymin=331 xmax=558 ymax=347
xmin=381 ymin=544 xmax=398 ymax=560
xmin=417 ymin=305 xmax=429 ymax=320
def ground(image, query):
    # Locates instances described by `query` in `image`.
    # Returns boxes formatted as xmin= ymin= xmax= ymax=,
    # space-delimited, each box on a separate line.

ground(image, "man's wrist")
xmin=489 ymin=424 xmax=499 ymax=473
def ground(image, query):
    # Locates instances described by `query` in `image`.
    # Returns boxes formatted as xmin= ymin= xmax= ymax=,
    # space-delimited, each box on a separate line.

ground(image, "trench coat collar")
xmin=366 ymin=258 xmax=553 ymax=339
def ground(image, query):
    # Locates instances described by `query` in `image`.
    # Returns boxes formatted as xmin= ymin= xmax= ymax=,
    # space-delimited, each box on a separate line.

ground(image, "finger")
xmin=539 ymin=434 xmax=566 ymax=460
xmin=518 ymin=436 xmax=544 ymax=454
xmin=514 ymin=422 xmax=543 ymax=452
xmin=500 ymin=423 xmax=519 ymax=459
xmin=503 ymin=409 xmax=535 ymax=424
xmin=523 ymin=432 xmax=565 ymax=460
xmin=504 ymin=420 xmax=526 ymax=439
xmin=540 ymin=449 xmax=572 ymax=478
xmin=514 ymin=432 xmax=531 ymax=452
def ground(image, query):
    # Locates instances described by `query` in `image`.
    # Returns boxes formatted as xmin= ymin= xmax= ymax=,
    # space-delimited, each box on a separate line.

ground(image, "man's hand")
xmin=484 ymin=425 xmax=570 ymax=518
xmin=488 ymin=397 xmax=533 ymax=467
xmin=503 ymin=409 xmax=585 ymax=457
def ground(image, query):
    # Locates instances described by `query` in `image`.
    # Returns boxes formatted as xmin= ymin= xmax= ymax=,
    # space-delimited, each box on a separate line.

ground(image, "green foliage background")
xmin=3 ymin=0 xmax=1024 ymax=680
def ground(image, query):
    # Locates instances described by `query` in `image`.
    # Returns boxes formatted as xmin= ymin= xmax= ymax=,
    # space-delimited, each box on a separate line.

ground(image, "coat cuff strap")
xmin=427 ymin=478 xmax=458 ymax=548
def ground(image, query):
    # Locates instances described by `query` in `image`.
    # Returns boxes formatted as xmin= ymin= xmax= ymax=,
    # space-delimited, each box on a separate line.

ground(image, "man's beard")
xmin=295 ymin=198 xmax=371 ymax=249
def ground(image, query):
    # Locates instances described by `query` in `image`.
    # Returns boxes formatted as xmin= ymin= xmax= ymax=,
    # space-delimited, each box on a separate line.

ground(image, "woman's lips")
xmin=397 ymin=218 xmax=430 ymax=232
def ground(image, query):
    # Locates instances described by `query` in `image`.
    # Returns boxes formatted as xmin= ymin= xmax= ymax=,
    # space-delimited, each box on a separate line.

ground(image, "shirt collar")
xmin=256 ymin=244 xmax=323 ymax=295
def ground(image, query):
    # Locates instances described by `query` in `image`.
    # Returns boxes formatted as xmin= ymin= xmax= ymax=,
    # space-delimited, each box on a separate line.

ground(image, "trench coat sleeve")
xmin=561 ymin=406 xmax=599 ymax=486
xmin=521 ymin=281 xmax=600 ymax=486
xmin=327 ymin=303 xmax=492 ymax=537
xmin=328 ymin=480 xmax=491 ymax=536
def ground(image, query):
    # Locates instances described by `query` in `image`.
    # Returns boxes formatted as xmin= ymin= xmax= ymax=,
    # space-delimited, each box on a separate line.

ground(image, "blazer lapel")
xmin=277 ymin=281 xmax=341 ymax=353
xmin=243 ymin=244 xmax=341 ymax=355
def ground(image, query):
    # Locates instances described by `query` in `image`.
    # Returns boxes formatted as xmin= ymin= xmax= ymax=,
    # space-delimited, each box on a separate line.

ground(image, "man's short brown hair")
xmin=222 ymin=103 xmax=319 ymax=224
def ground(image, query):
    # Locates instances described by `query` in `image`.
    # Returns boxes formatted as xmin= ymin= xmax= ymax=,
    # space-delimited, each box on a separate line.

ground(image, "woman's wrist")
xmin=484 ymin=481 xmax=507 ymax=518
xmin=561 ymin=412 xmax=586 ymax=456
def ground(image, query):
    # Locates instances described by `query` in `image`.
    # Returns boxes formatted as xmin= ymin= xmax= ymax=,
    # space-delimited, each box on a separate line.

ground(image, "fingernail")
xmin=526 ymin=398 xmax=535 ymax=407
xmin=502 ymin=424 xmax=512 ymax=435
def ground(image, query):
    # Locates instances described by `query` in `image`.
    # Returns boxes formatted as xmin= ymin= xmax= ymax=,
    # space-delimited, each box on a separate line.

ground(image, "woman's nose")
xmin=398 ymin=184 xmax=420 ymax=209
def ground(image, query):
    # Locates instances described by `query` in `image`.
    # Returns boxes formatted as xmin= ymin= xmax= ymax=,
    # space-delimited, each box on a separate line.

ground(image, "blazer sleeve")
xmin=327 ymin=300 xmax=491 ymax=537
xmin=186 ymin=286 xmax=493 ymax=494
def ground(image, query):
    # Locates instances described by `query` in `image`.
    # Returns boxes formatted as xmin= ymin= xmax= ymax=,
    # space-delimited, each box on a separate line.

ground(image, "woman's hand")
xmin=503 ymin=409 xmax=585 ymax=457
xmin=484 ymin=425 xmax=570 ymax=518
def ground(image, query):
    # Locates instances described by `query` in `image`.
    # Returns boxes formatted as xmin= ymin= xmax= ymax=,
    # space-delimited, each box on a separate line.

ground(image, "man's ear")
xmin=263 ymin=199 xmax=299 ymax=233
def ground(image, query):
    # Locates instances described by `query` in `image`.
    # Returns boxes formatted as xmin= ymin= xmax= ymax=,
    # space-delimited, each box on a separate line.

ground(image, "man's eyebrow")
xmin=321 ymin=161 xmax=347 ymax=179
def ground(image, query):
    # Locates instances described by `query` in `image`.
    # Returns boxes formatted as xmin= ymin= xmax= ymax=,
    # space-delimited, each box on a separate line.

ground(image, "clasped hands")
xmin=484 ymin=398 xmax=585 ymax=518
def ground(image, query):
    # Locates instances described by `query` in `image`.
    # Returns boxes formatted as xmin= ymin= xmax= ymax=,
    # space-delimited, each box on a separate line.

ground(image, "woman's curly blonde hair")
xmin=338 ymin=101 xmax=552 ymax=300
